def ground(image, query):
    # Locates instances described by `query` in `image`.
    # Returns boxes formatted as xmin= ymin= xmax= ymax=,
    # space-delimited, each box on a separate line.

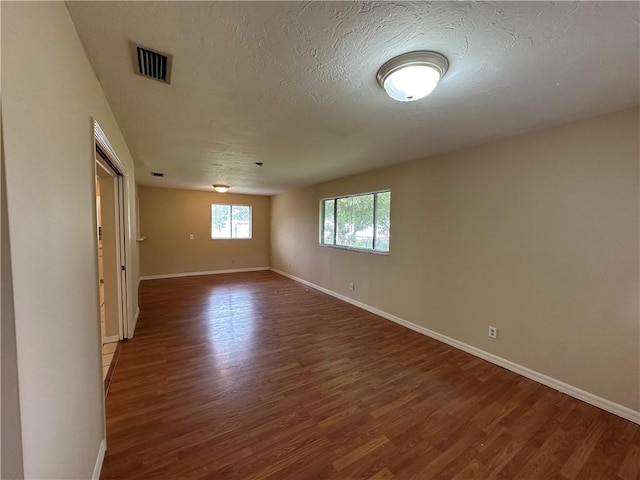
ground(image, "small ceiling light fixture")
xmin=213 ymin=184 xmax=230 ymax=193
xmin=376 ymin=51 xmax=449 ymax=102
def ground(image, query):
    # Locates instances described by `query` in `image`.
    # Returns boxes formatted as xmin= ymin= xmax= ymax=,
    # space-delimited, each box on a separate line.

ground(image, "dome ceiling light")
xmin=213 ymin=184 xmax=230 ymax=193
xmin=376 ymin=51 xmax=449 ymax=102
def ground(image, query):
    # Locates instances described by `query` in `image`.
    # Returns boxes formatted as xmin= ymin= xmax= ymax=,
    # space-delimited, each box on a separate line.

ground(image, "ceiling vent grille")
xmin=130 ymin=43 xmax=172 ymax=84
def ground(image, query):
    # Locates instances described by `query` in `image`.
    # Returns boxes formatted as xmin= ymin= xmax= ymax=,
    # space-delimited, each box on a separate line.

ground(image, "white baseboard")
xmin=270 ymin=268 xmax=640 ymax=425
xmin=92 ymin=439 xmax=106 ymax=480
xmin=102 ymin=335 xmax=119 ymax=344
xmin=140 ymin=267 xmax=270 ymax=281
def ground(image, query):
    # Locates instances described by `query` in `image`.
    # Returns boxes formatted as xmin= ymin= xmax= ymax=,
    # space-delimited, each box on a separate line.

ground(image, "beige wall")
xmin=271 ymin=107 xmax=640 ymax=412
xmin=139 ymin=186 xmax=270 ymax=277
xmin=2 ymin=2 xmax=140 ymax=478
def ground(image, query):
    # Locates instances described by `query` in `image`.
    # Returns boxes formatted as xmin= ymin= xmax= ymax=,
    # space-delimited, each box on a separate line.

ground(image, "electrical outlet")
xmin=231 ymin=259 xmax=235 ymax=264
xmin=488 ymin=326 xmax=498 ymax=339
xmin=349 ymin=282 xmax=355 ymax=290
xmin=189 ymin=234 xmax=194 ymax=240
xmin=287 ymin=262 xmax=292 ymax=268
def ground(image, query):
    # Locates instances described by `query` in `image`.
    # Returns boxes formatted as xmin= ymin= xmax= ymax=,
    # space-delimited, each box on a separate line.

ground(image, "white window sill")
xmin=318 ymin=243 xmax=389 ymax=256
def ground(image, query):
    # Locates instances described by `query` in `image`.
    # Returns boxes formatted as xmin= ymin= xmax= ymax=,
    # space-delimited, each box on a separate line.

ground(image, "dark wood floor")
xmin=101 ymin=271 xmax=640 ymax=479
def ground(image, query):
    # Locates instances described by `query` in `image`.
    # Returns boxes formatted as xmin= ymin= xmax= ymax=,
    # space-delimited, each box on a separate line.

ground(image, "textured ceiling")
xmin=67 ymin=1 xmax=640 ymax=195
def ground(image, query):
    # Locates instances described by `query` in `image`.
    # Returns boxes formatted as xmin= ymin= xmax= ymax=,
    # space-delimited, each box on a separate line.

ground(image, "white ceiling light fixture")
xmin=213 ymin=184 xmax=230 ymax=193
xmin=377 ymin=51 xmax=449 ymax=102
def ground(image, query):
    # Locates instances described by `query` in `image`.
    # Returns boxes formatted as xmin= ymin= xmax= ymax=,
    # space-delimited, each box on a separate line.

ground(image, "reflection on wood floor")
xmin=101 ymin=271 xmax=640 ymax=479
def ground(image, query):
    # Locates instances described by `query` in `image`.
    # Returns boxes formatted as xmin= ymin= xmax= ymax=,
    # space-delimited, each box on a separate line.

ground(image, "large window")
xmin=211 ymin=204 xmax=252 ymax=239
xmin=320 ymin=190 xmax=390 ymax=252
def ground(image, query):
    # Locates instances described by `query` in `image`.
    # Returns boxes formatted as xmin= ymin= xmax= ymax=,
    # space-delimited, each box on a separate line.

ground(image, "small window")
xmin=320 ymin=190 xmax=390 ymax=252
xmin=211 ymin=204 xmax=252 ymax=239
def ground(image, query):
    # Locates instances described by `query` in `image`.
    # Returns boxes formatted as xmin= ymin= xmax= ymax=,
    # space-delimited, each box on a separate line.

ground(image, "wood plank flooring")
xmin=101 ymin=271 xmax=640 ymax=479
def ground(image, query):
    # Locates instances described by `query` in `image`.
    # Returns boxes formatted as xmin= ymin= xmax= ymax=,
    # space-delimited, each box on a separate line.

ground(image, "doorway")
xmin=94 ymin=122 xmax=130 ymax=390
xmin=95 ymin=159 xmax=119 ymax=380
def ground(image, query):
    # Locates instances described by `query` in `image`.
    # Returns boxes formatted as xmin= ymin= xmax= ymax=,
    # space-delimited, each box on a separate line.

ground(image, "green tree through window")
xmin=320 ymin=191 xmax=390 ymax=252
xmin=211 ymin=204 xmax=252 ymax=239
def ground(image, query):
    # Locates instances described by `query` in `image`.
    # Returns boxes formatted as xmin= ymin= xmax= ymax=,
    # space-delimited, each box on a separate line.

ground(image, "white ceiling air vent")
xmin=130 ymin=42 xmax=172 ymax=84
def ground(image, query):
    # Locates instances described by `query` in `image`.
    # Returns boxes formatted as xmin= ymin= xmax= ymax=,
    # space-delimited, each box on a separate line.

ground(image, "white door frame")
xmin=94 ymin=120 xmax=131 ymax=340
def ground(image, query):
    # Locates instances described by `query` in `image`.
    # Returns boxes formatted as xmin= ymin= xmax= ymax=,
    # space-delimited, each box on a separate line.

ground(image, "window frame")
xmin=210 ymin=204 xmax=253 ymax=240
xmin=319 ymin=189 xmax=390 ymax=254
